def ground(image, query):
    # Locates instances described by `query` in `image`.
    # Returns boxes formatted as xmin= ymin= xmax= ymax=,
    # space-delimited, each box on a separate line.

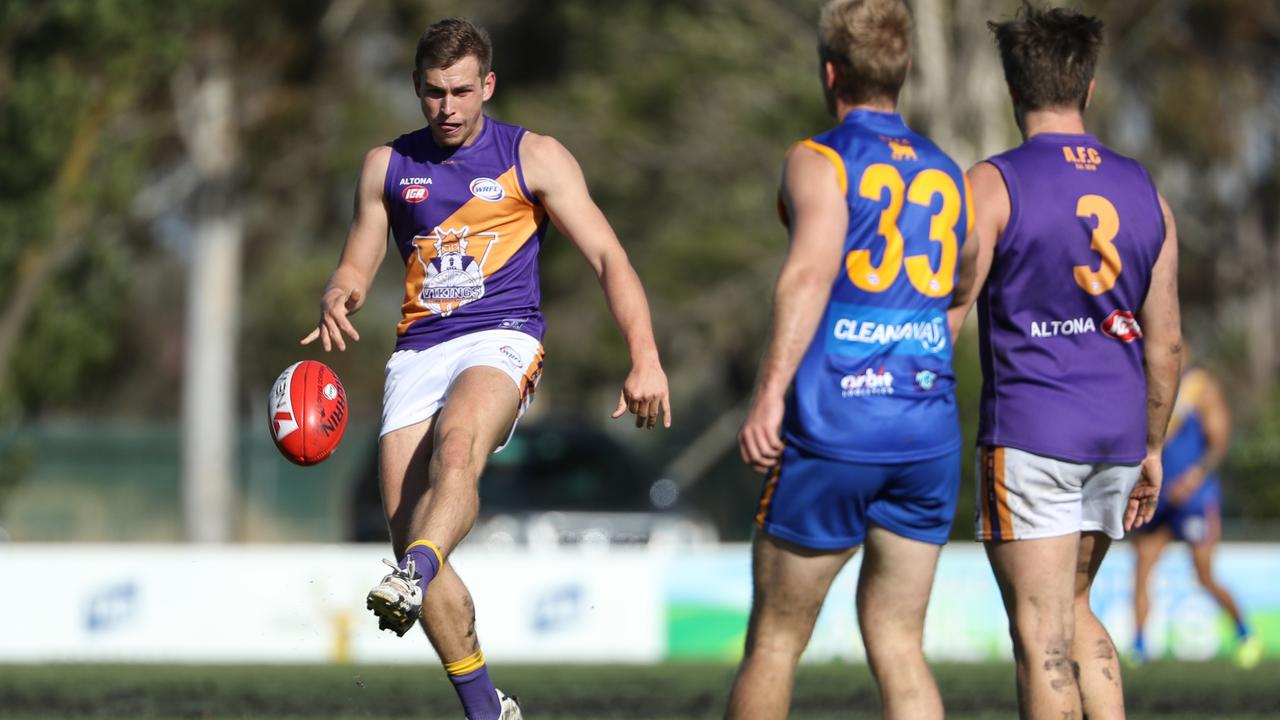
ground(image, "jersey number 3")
xmin=848 ymin=164 xmax=961 ymax=298
xmin=1074 ymin=194 xmax=1122 ymax=295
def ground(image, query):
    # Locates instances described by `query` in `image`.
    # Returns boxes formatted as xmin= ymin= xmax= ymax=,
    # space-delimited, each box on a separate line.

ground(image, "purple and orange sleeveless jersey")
xmin=978 ymin=133 xmax=1165 ymax=464
xmin=384 ymin=117 xmax=548 ymax=352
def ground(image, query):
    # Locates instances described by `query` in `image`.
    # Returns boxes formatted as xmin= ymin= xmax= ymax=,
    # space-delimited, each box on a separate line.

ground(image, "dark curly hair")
xmin=989 ymin=2 xmax=1104 ymax=112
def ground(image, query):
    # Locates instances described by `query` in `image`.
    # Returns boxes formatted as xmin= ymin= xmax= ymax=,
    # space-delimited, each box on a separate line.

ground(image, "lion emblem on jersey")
xmin=412 ymin=226 xmax=498 ymax=316
xmin=887 ymin=138 xmax=917 ymax=161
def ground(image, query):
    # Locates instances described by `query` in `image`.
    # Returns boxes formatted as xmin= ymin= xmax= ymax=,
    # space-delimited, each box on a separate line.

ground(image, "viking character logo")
xmin=412 ymin=226 xmax=499 ymax=316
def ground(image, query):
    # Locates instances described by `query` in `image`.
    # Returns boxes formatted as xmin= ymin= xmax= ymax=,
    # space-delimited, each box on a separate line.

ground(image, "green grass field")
xmin=1 ymin=662 xmax=1277 ymax=719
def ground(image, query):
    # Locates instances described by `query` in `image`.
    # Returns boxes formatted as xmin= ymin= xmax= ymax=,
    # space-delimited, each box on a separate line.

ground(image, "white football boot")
xmin=497 ymin=689 xmax=522 ymax=719
xmin=366 ymin=557 xmax=422 ymax=636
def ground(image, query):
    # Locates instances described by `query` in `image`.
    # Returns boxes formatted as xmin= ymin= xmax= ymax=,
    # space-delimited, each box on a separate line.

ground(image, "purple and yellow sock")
xmin=401 ymin=539 xmax=442 ymax=596
xmin=444 ymin=650 xmax=501 ymax=720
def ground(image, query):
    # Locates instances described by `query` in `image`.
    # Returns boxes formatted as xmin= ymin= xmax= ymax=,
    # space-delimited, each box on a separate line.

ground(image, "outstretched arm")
xmin=948 ymin=162 xmax=1006 ymax=340
xmin=520 ymin=132 xmax=671 ymax=429
xmin=301 ymin=146 xmax=391 ymax=351
xmin=737 ymin=144 xmax=847 ymax=473
xmin=1126 ymin=193 xmax=1183 ymax=530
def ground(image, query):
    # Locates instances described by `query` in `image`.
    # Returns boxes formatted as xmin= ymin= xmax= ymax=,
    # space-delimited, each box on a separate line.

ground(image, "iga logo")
xmin=469 ymin=177 xmax=505 ymax=201
xmin=840 ymin=368 xmax=895 ymax=397
xmin=403 ymin=185 xmax=429 ymax=203
xmin=1101 ymin=310 xmax=1143 ymax=343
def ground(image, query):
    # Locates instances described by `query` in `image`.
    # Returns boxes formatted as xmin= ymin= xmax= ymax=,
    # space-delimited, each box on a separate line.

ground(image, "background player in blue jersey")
xmin=302 ymin=17 xmax=671 ymax=720
xmin=953 ymin=4 xmax=1183 ymax=719
xmin=730 ymin=1 xmax=971 ymax=717
xmin=1131 ymin=346 xmax=1261 ymax=668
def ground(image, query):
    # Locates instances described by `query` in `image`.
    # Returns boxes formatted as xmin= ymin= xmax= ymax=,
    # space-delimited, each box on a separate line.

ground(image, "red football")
xmin=268 ymin=360 xmax=348 ymax=465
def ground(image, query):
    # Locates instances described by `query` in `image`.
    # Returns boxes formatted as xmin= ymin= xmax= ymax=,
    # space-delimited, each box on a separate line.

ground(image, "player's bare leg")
xmin=1189 ymin=537 xmax=1245 ymax=629
xmin=414 ymin=366 xmax=518 ymax=551
xmin=1131 ymin=524 xmax=1171 ymax=662
xmin=370 ymin=416 xmax=438 ymax=635
xmin=725 ymin=533 xmax=857 ymax=720
xmin=377 ymin=366 xmax=521 ymax=719
xmin=857 ymin=525 xmax=944 ymax=720
xmin=1073 ymin=532 xmax=1124 ymax=720
xmin=985 ymin=534 xmax=1082 ymax=720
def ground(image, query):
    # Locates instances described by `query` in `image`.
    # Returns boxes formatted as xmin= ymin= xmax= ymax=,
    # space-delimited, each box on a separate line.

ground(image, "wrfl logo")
xmin=469 ymin=177 xmax=505 ymax=202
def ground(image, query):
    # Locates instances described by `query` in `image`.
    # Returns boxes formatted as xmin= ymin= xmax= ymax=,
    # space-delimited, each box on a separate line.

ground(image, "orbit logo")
xmin=840 ymin=368 xmax=895 ymax=398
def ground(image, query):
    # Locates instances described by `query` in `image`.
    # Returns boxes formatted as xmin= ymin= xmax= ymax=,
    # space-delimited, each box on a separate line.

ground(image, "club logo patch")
xmin=410 ymin=226 xmax=499 ymax=316
xmin=915 ymin=370 xmax=937 ymax=391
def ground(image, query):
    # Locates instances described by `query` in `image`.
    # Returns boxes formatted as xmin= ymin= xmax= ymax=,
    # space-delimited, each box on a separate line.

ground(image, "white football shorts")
xmin=381 ymin=329 xmax=544 ymax=446
xmin=975 ymin=446 xmax=1141 ymax=541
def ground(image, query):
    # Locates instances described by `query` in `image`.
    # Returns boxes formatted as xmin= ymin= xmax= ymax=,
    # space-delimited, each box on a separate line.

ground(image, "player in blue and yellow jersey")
xmin=302 ymin=17 xmax=671 ymax=720
xmin=1131 ymin=345 xmax=1261 ymax=668
xmin=729 ymin=1 xmax=970 ymax=717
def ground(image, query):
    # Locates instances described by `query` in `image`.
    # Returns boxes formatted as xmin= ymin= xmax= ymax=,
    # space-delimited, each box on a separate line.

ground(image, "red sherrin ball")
xmin=268 ymin=360 xmax=348 ymax=465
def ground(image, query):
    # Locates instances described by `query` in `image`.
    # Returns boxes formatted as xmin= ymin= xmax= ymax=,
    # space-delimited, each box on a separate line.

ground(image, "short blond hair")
xmin=818 ymin=0 xmax=913 ymax=105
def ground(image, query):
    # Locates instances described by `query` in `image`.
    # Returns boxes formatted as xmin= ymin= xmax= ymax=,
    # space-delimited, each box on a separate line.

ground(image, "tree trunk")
xmin=177 ymin=35 xmax=242 ymax=544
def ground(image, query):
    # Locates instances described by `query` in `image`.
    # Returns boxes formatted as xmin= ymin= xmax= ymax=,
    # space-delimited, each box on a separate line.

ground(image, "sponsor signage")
xmin=1102 ymin=310 xmax=1143 ymax=342
xmin=826 ymin=303 xmax=948 ymax=358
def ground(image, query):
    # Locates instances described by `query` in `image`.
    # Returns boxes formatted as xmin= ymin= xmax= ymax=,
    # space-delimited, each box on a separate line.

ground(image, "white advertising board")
xmin=1 ymin=543 xmax=1275 ymax=663
xmin=0 ymin=545 xmax=663 ymax=664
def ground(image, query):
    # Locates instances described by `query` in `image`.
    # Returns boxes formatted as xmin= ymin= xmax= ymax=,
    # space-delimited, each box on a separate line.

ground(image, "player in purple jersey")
xmin=730 ymin=2 xmax=968 ymax=718
xmin=301 ymin=18 xmax=671 ymax=720
xmin=950 ymin=4 xmax=1182 ymax=719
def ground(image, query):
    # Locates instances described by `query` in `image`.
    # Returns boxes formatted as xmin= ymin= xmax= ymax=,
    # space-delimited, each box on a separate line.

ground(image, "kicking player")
xmin=731 ymin=1 xmax=971 ymax=718
xmin=302 ymin=17 xmax=671 ymax=720
xmin=950 ymin=4 xmax=1183 ymax=718
xmin=1131 ymin=347 xmax=1261 ymax=668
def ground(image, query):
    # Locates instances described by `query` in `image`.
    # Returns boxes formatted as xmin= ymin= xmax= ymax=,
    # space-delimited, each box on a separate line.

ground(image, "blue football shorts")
xmin=1144 ymin=483 xmax=1221 ymax=545
xmin=754 ymin=443 xmax=961 ymax=550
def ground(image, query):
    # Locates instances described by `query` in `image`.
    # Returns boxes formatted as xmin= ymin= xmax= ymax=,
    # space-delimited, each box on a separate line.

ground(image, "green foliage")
xmin=1229 ymin=385 xmax=1280 ymax=524
xmin=9 ymin=242 xmax=132 ymax=411
xmin=2 ymin=0 xmax=1280 ymax=531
